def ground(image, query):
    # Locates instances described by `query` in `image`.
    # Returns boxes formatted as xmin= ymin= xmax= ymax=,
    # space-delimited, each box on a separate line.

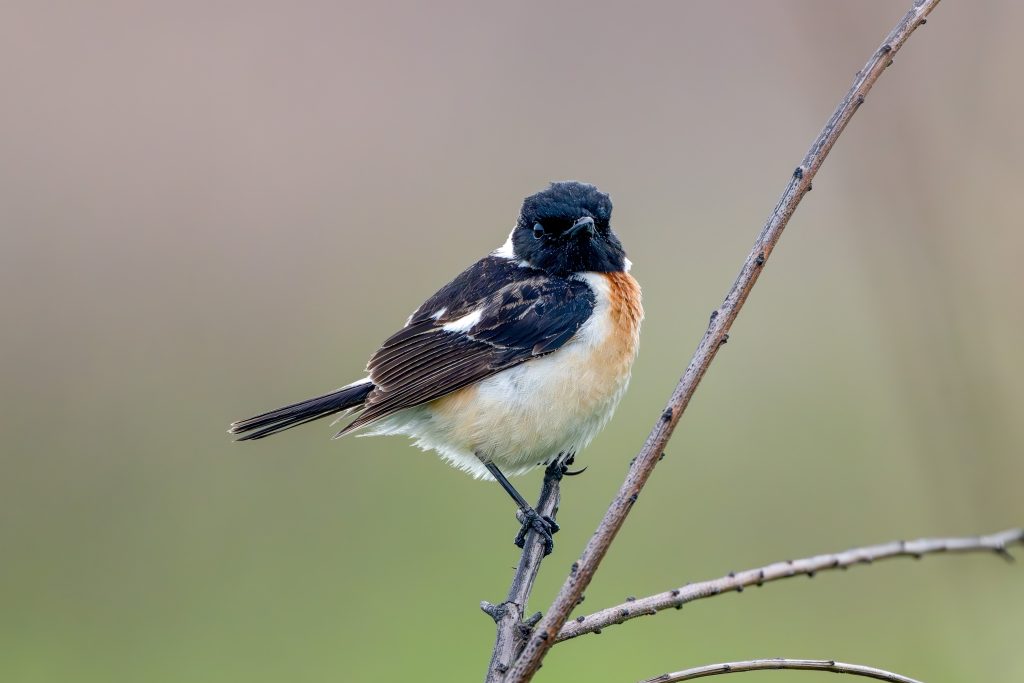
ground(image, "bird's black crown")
xmin=512 ymin=181 xmax=627 ymax=276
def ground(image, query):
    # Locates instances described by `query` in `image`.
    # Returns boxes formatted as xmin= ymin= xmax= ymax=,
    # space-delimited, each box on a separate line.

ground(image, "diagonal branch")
xmin=505 ymin=1 xmax=943 ymax=680
xmin=557 ymin=528 xmax=1022 ymax=641
xmin=639 ymin=658 xmax=924 ymax=683
xmin=483 ymin=463 xmax=563 ymax=681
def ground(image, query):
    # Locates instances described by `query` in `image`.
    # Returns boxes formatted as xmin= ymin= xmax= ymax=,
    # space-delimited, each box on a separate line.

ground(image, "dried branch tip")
xmin=640 ymin=657 xmax=924 ymax=683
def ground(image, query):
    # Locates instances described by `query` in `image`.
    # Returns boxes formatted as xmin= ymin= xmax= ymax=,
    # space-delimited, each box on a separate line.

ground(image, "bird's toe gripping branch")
xmin=515 ymin=509 xmax=560 ymax=556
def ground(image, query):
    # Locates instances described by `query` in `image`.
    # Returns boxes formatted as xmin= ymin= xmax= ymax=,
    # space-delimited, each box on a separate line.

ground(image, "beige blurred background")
xmin=2 ymin=1 xmax=1022 ymax=681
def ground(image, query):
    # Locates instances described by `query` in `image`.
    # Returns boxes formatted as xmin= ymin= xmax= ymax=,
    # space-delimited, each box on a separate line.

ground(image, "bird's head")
xmin=511 ymin=181 xmax=628 ymax=276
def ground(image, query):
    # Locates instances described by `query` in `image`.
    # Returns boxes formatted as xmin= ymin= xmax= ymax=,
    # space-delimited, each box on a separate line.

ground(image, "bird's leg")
xmin=483 ymin=461 xmax=560 ymax=556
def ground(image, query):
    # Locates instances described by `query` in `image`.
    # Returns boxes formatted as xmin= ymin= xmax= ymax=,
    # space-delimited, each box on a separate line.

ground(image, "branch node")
xmin=481 ymin=600 xmax=507 ymax=623
xmin=993 ymin=546 xmax=1016 ymax=563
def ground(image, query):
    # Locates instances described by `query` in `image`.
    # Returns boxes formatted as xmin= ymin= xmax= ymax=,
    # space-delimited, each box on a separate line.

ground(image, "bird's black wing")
xmin=404 ymin=255 xmax=527 ymax=324
xmin=338 ymin=260 xmax=595 ymax=434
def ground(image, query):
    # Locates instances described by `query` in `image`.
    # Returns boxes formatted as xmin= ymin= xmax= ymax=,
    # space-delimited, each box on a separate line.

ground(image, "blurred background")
xmin=2 ymin=1 xmax=1022 ymax=681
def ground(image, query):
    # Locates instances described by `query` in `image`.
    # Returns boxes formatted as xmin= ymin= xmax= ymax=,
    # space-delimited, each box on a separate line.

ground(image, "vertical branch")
xmin=483 ymin=464 xmax=563 ymax=681
xmin=504 ymin=1 xmax=942 ymax=681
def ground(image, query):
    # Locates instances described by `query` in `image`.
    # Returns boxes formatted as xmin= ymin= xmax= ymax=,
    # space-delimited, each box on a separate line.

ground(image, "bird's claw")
xmin=515 ymin=509 xmax=559 ymax=555
xmin=557 ymin=453 xmax=587 ymax=477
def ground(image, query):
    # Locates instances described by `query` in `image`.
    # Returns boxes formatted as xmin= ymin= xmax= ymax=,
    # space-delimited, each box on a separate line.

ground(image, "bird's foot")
xmin=514 ymin=507 xmax=560 ymax=556
xmin=559 ymin=453 xmax=587 ymax=477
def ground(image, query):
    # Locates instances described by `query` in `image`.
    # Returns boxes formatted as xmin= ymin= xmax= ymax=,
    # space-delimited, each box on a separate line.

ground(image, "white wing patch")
xmin=441 ymin=308 xmax=484 ymax=332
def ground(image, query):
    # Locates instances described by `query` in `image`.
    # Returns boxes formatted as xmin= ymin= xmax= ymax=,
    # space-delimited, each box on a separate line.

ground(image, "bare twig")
xmin=557 ymin=528 xmax=1022 ymax=641
xmin=483 ymin=464 xmax=563 ymax=681
xmin=639 ymin=658 xmax=924 ymax=683
xmin=505 ymin=2 xmax=943 ymax=680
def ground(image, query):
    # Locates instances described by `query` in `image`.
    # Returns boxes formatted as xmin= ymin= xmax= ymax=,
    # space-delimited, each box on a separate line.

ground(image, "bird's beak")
xmin=568 ymin=216 xmax=596 ymax=238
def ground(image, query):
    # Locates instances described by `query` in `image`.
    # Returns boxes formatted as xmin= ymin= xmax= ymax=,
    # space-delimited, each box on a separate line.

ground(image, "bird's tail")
xmin=229 ymin=381 xmax=374 ymax=441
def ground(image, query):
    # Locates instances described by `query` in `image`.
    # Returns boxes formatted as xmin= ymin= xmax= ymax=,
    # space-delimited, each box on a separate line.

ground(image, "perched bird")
xmin=229 ymin=181 xmax=642 ymax=553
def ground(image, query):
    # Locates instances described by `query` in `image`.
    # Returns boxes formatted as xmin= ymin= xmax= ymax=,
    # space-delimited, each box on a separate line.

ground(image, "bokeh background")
xmin=2 ymin=2 xmax=1022 ymax=681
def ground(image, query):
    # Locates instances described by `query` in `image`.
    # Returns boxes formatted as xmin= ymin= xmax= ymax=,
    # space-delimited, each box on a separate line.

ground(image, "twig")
xmin=639 ymin=658 xmax=924 ymax=683
xmin=557 ymin=528 xmax=1022 ymax=641
xmin=483 ymin=463 xmax=563 ymax=681
xmin=504 ymin=1 xmax=943 ymax=680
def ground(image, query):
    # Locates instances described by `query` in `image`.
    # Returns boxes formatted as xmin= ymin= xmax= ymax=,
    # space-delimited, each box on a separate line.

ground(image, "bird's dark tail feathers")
xmin=229 ymin=381 xmax=374 ymax=441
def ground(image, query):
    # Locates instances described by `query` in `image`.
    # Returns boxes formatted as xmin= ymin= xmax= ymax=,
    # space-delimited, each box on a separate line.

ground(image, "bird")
xmin=229 ymin=181 xmax=643 ymax=554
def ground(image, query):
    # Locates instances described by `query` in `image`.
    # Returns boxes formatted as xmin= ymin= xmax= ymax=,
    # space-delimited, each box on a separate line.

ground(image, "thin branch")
xmin=483 ymin=464 xmax=563 ymax=681
xmin=639 ymin=658 xmax=924 ymax=683
xmin=505 ymin=1 xmax=943 ymax=680
xmin=557 ymin=528 xmax=1022 ymax=641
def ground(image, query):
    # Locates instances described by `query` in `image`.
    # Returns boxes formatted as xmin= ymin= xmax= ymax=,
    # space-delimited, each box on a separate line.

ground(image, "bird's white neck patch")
xmin=492 ymin=230 xmax=516 ymax=259
xmin=492 ymin=229 xmax=533 ymax=268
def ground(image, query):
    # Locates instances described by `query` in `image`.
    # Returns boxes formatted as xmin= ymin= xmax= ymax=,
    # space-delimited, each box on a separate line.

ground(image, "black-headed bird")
xmin=229 ymin=181 xmax=642 ymax=554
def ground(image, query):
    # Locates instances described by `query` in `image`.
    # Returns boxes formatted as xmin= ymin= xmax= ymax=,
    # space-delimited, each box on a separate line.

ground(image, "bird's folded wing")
xmin=338 ymin=272 xmax=595 ymax=434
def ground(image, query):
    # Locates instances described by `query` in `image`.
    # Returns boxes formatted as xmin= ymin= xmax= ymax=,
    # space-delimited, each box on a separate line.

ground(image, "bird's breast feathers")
xmin=362 ymin=267 xmax=643 ymax=478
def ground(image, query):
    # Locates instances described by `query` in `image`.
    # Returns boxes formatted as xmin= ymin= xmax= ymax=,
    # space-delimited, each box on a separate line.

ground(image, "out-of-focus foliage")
xmin=1 ymin=2 xmax=1021 ymax=681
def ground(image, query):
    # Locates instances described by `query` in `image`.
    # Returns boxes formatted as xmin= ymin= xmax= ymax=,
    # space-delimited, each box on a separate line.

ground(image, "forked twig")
xmin=483 ymin=464 xmax=563 ymax=681
xmin=503 ymin=1 xmax=943 ymax=680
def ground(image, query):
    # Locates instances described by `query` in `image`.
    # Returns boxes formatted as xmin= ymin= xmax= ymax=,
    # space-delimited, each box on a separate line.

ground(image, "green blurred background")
xmin=2 ymin=1 xmax=1022 ymax=681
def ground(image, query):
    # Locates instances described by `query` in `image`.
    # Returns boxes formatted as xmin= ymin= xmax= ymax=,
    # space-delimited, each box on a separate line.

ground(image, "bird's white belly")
xmin=363 ymin=271 xmax=642 ymax=479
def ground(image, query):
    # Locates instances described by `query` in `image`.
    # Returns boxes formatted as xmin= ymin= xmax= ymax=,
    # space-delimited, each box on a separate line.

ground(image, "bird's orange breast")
xmin=599 ymin=271 xmax=643 ymax=372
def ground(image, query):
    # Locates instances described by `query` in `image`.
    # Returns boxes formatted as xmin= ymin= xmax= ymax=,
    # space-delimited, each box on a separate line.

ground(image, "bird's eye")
xmin=533 ymin=223 xmax=545 ymax=239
